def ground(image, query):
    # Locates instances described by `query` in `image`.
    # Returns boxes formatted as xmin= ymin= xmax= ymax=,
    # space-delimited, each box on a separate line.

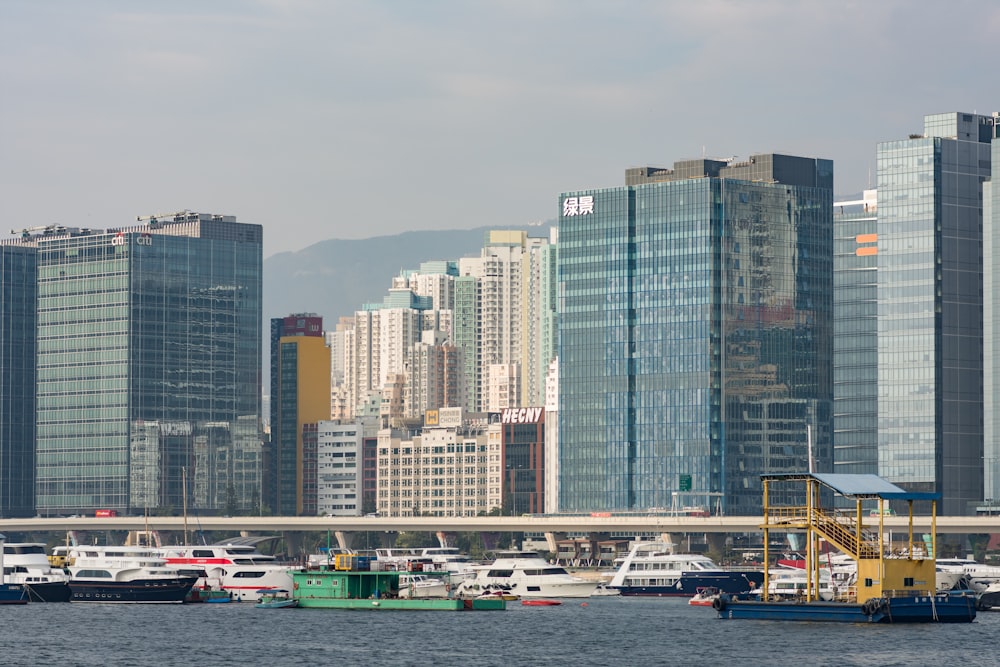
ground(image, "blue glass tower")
xmin=35 ymin=213 xmax=263 ymax=515
xmin=558 ymin=155 xmax=833 ymax=515
xmin=876 ymin=113 xmax=993 ymax=515
xmin=0 ymin=244 xmax=37 ymax=517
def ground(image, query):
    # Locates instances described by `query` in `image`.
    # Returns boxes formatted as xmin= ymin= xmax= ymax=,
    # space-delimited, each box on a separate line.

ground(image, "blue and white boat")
xmin=0 ymin=534 xmax=28 ymax=605
xmin=607 ymin=542 xmax=762 ymax=597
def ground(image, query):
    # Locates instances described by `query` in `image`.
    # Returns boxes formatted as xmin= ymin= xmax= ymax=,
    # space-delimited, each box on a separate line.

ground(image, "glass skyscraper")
xmin=876 ymin=112 xmax=993 ymax=515
xmin=558 ymin=154 xmax=833 ymax=515
xmin=833 ymin=190 xmax=879 ymax=474
xmin=0 ymin=244 xmax=37 ymax=517
xmin=34 ymin=213 xmax=263 ymax=515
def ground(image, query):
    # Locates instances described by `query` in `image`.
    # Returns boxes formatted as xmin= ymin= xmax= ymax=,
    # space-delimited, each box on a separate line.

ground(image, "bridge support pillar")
xmin=282 ymin=531 xmax=303 ymax=560
xmin=435 ymin=531 xmax=457 ymax=548
xmin=334 ymin=531 xmax=350 ymax=551
xmin=544 ymin=532 xmax=566 ymax=554
xmin=706 ymin=533 xmax=727 ymax=559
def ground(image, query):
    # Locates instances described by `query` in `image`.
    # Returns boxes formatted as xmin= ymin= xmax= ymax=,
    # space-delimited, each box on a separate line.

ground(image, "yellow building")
xmin=273 ymin=331 xmax=331 ymax=515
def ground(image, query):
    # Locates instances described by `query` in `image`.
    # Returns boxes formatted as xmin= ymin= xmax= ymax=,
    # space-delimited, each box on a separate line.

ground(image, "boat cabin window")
xmin=486 ymin=569 xmax=514 ymax=578
xmin=233 ymin=571 xmax=265 ymax=578
xmin=523 ymin=568 xmax=571 ymax=576
xmin=193 ymin=550 xmax=215 ymax=558
xmin=76 ymin=569 xmax=113 ymax=578
xmin=5 ymin=545 xmax=47 ymax=555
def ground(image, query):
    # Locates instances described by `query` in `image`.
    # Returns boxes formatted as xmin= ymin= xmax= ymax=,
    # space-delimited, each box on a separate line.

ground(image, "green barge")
xmin=291 ymin=567 xmax=506 ymax=611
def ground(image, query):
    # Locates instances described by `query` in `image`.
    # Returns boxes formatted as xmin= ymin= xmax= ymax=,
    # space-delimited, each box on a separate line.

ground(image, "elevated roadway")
xmin=1 ymin=515 xmax=998 ymax=535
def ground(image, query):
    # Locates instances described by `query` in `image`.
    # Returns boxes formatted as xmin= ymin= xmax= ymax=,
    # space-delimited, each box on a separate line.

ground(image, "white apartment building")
xmin=376 ymin=416 xmax=502 ymax=517
xmin=316 ymin=421 xmax=362 ymax=516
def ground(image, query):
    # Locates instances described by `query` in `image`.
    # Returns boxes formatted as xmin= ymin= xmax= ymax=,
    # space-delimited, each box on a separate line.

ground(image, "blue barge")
xmin=715 ymin=473 xmax=976 ymax=624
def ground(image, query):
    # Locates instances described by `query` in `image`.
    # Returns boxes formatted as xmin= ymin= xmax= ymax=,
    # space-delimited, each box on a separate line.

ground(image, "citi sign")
xmin=500 ymin=407 xmax=544 ymax=424
xmin=112 ymin=233 xmax=153 ymax=247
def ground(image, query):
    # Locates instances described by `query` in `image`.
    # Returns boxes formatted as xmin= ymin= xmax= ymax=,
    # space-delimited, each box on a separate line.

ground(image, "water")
xmin=4 ymin=597 xmax=996 ymax=667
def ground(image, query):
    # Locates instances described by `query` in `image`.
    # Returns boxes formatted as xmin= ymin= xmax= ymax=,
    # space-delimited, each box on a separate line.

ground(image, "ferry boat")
xmin=607 ymin=542 xmax=763 ymax=597
xmin=714 ymin=473 xmax=977 ymax=623
xmin=157 ymin=541 xmax=297 ymax=602
xmin=56 ymin=545 xmax=197 ymax=603
xmin=2 ymin=542 xmax=72 ymax=602
xmin=454 ymin=550 xmax=598 ymax=599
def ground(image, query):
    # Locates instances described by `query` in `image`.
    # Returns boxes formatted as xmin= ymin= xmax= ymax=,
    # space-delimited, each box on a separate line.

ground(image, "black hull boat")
xmin=70 ymin=577 xmax=197 ymax=603
xmin=24 ymin=581 xmax=72 ymax=603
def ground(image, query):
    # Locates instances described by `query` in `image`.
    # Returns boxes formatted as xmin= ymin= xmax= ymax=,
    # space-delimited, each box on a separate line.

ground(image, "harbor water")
xmin=5 ymin=596 xmax=997 ymax=667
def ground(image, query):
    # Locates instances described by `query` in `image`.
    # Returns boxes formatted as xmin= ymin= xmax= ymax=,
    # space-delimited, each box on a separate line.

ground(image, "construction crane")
xmin=136 ymin=210 xmax=193 ymax=226
xmin=10 ymin=224 xmax=67 ymax=239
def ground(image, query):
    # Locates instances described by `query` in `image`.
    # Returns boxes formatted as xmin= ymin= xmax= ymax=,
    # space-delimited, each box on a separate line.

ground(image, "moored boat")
xmin=521 ymin=599 xmax=561 ymax=606
xmin=454 ymin=550 xmax=597 ymax=599
xmin=255 ymin=588 xmax=298 ymax=609
xmin=0 ymin=536 xmax=27 ymax=606
xmin=57 ymin=545 xmax=196 ymax=603
xmin=157 ymin=540 xmax=296 ymax=602
xmin=607 ymin=542 xmax=762 ymax=597
xmin=2 ymin=541 xmax=72 ymax=602
xmin=715 ymin=472 xmax=976 ymax=624
xmin=688 ymin=587 xmax=721 ymax=606
xmin=291 ymin=568 xmax=505 ymax=611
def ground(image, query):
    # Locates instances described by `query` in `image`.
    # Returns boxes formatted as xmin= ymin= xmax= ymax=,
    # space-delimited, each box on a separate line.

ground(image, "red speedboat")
xmin=521 ymin=599 xmax=562 ymax=606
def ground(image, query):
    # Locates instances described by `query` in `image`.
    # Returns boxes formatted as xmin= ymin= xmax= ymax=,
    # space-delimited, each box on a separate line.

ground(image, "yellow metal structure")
xmin=760 ymin=474 xmax=938 ymax=602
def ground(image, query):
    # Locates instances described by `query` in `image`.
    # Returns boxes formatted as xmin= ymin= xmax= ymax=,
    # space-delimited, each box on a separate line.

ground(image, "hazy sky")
xmin=3 ymin=1 xmax=997 ymax=258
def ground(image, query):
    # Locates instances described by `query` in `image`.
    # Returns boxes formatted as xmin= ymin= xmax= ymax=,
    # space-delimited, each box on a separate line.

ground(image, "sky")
xmin=3 ymin=1 xmax=998 ymax=259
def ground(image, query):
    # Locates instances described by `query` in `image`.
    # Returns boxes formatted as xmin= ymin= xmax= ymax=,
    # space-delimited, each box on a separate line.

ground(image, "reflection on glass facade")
xmin=0 ymin=245 xmax=37 ymax=517
xmin=35 ymin=215 xmax=263 ymax=515
xmin=833 ymin=191 xmax=878 ymax=474
xmin=877 ymin=113 xmax=993 ymax=515
xmin=558 ymin=155 xmax=833 ymax=515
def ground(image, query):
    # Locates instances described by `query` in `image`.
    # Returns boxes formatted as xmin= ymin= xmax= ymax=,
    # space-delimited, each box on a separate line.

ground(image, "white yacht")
xmin=398 ymin=573 xmax=450 ymax=598
xmin=56 ymin=545 xmax=196 ymax=603
xmin=418 ymin=547 xmax=477 ymax=583
xmin=751 ymin=567 xmax=836 ymax=601
xmin=608 ymin=542 xmax=763 ymax=597
xmin=454 ymin=550 xmax=597 ymax=598
xmin=3 ymin=542 xmax=72 ymax=602
xmin=156 ymin=542 xmax=297 ymax=602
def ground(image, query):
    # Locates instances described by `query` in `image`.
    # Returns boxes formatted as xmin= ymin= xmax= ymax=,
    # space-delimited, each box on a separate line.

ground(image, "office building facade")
xmin=0 ymin=244 xmax=37 ymax=517
xmin=558 ymin=154 xmax=834 ymax=515
xmin=833 ymin=190 xmax=879 ymax=474
xmin=877 ymin=112 xmax=994 ymax=514
xmin=34 ymin=213 xmax=263 ymax=515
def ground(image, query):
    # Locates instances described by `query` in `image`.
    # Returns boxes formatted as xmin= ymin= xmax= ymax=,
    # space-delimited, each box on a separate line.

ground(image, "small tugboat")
xmin=292 ymin=553 xmax=506 ymax=611
xmin=714 ymin=473 xmax=977 ymax=623
xmin=255 ymin=588 xmax=298 ymax=609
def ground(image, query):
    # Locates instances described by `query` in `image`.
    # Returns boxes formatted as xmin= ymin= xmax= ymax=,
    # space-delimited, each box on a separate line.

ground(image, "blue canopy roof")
xmin=762 ymin=473 xmax=940 ymax=501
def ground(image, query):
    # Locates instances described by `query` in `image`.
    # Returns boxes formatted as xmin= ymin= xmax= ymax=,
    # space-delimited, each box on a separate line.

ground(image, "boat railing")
xmin=881 ymin=588 xmax=937 ymax=599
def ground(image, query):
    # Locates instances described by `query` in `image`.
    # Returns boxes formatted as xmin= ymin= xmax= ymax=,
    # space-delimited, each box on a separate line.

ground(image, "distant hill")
xmin=262 ymin=226 xmax=523 ymax=391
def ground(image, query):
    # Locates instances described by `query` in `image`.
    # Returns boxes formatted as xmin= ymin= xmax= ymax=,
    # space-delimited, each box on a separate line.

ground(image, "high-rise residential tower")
xmin=558 ymin=154 xmax=834 ymax=515
xmin=269 ymin=313 xmax=330 ymax=515
xmin=0 ymin=243 xmax=37 ymax=518
xmin=34 ymin=212 xmax=263 ymax=516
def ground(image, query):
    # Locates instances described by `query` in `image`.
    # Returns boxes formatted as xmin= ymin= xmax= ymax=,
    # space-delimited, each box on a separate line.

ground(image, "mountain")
xmin=261 ymin=226 xmax=521 ymax=391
